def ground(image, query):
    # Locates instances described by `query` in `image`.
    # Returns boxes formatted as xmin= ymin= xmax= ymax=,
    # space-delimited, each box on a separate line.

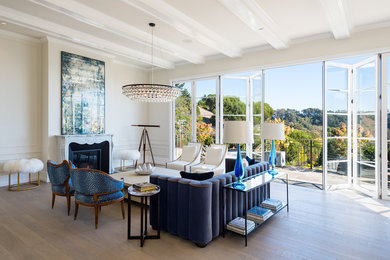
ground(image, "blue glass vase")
xmin=234 ymin=144 xmax=244 ymax=180
xmin=268 ymin=140 xmax=278 ymax=176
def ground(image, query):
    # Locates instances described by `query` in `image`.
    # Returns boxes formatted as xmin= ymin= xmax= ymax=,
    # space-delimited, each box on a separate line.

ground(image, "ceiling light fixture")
xmin=0 ymin=21 xmax=7 ymax=25
xmin=122 ymin=23 xmax=180 ymax=102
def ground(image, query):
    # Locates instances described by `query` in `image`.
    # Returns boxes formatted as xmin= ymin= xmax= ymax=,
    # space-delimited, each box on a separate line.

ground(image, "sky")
xmin=181 ymin=55 xmax=374 ymax=112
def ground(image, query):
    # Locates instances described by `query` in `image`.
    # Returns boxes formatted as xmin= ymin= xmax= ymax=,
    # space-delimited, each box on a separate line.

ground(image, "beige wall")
xmin=0 ymin=33 xmax=42 ymax=185
xmin=151 ymin=26 xmax=390 ymax=161
xmin=0 ymin=33 xmax=149 ymax=186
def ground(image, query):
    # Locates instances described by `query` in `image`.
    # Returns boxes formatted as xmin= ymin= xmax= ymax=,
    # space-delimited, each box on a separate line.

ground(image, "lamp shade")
xmin=261 ymin=123 xmax=285 ymax=140
xmin=223 ymin=121 xmax=254 ymax=144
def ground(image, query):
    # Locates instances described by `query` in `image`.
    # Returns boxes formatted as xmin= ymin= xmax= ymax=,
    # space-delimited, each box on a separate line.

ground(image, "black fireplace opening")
xmin=69 ymin=141 xmax=109 ymax=173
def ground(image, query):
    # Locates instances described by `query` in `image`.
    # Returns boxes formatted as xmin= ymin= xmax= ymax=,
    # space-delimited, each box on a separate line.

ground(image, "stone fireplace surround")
xmin=56 ymin=134 xmax=113 ymax=173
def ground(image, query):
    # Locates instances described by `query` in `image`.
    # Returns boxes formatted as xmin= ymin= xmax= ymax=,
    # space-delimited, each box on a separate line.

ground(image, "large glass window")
xmin=195 ymin=79 xmax=217 ymax=145
xmin=174 ymin=82 xmax=192 ymax=158
xmin=221 ymin=70 xmax=263 ymax=159
xmin=171 ymin=54 xmax=385 ymax=199
xmin=264 ymin=62 xmax=323 ymax=187
xmin=173 ymin=72 xmax=262 ymax=160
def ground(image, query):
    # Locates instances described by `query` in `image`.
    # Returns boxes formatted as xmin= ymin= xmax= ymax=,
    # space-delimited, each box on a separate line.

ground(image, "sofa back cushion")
xmin=204 ymin=147 xmax=223 ymax=165
xmin=180 ymin=171 xmax=214 ymax=180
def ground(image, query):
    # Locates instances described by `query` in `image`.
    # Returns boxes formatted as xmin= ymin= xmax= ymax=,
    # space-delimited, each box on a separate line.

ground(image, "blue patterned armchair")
xmin=69 ymin=168 xmax=125 ymax=229
xmin=47 ymin=160 xmax=74 ymax=215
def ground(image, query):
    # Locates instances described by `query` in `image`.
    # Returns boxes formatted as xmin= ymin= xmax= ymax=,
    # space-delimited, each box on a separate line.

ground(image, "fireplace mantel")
xmin=56 ymin=134 xmax=113 ymax=173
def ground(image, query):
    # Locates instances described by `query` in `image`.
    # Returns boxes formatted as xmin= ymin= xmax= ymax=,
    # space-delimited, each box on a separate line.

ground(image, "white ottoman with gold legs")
xmin=4 ymin=158 xmax=44 ymax=191
xmin=115 ymin=150 xmax=141 ymax=171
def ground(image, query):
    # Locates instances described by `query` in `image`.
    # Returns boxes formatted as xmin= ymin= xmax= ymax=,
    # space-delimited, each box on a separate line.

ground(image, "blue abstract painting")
xmin=61 ymin=52 xmax=105 ymax=135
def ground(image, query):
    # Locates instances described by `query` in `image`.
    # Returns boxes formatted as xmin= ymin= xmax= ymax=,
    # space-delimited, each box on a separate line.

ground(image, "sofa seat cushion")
xmin=180 ymin=171 xmax=214 ymax=180
xmin=166 ymin=161 xmax=190 ymax=171
xmin=75 ymin=190 xmax=124 ymax=205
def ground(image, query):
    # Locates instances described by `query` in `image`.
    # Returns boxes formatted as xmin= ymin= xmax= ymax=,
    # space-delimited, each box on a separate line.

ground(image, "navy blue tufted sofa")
xmin=149 ymin=162 xmax=270 ymax=247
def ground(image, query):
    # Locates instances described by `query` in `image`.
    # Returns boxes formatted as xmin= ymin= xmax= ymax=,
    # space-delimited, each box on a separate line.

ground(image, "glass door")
xmin=251 ymin=71 xmax=263 ymax=160
xmin=194 ymin=78 xmax=218 ymax=145
xmin=353 ymin=56 xmax=380 ymax=197
xmin=173 ymin=81 xmax=193 ymax=159
xmin=324 ymin=62 xmax=352 ymax=189
xmin=221 ymin=75 xmax=248 ymax=157
xmin=382 ymin=53 xmax=390 ymax=200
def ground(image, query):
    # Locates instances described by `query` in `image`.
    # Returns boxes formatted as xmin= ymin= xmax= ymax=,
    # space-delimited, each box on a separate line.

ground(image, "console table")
xmin=223 ymin=172 xmax=289 ymax=246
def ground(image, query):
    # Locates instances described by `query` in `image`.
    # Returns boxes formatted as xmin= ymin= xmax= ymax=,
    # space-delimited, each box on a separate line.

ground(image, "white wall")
xmin=150 ymin=26 xmax=390 ymax=161
xmin=0 ymin=33 xmax=149 ymax=187
xmin=0 ymin=32 xmax=42 ymax=186
xmin=42 ymin=38 xmax=149 ymax=172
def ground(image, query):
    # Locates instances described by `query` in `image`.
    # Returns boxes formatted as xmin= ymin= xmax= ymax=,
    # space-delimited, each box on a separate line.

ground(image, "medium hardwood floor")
xmin=0 ymin=182 xmax=389 ymax=260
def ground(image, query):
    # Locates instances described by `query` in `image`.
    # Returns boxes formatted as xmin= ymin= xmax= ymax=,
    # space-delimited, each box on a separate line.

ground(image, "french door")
xmin=324 ymin=62 xmax=352 ymax=190
xmin=324 ymin=56 xmax=380 ymax=198
xmin=382 ymin=53 xmax=390 ymax=200
xmin=353 ymin=56 xmax=380 ymax=197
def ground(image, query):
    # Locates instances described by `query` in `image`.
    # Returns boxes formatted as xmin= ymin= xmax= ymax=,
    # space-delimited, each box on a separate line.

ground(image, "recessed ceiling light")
xmin=0 ymin=22 xmax=7 ymax=25
xmin=182 ymin=39 xmax=192 ymax=43
xmin=258 ymin=27 xmax=264 ymax=31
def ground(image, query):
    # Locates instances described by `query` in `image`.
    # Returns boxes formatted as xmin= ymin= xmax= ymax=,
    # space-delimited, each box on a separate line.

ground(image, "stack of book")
xmin=226 ymin=217 xmax=255 ymax=235
xmin=133 ymin=182 xmax=158 ymax=192
xmin=260 ymin=198 xmax=283 ymax=212
xmin=247 ymin=206 xmax=273 ymax=223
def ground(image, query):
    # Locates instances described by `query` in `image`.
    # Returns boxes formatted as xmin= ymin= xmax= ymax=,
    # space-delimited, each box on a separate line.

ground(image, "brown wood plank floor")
xmin=0 ymin=182 xmax=389 ymax=260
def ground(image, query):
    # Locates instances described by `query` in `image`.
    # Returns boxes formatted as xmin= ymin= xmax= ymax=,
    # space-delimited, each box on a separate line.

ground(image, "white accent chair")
xmin=190 ymin=144 xmax=228 ymax=176
xmin=166 ymin=142 xmax=202 ymax=171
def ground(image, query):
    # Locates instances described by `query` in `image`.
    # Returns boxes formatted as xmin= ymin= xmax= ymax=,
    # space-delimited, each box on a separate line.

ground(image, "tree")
xmin=253 ymin=102 xmax=274 ymax=122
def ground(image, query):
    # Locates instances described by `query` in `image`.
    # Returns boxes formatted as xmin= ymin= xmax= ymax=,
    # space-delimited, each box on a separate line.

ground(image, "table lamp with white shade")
xmin=261 ymin=122 xmax=285 ymax=175
xmin=223 ymin=121 xmax=254 ymax=181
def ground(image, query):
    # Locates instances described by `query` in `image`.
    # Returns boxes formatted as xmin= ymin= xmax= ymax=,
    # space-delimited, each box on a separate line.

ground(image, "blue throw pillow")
xmin=245 ymin=156 xmax=257 ymax=166
xmin=180 ymin=171 xmax=214 ymax=181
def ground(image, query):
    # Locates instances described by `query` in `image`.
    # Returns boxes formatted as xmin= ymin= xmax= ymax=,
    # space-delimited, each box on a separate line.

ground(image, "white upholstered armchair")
xmin=190 ymin=144 xmax=228 ymax=176
xmin=166 ymin=142 xmax=202 ymax=171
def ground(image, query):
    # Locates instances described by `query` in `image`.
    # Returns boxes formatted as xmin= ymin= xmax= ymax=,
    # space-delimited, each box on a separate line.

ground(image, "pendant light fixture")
xmin=122 ymin=23 xmax=180 ymax=102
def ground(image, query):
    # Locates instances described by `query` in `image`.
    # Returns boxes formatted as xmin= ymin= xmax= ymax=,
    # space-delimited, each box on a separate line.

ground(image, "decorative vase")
xmin=234 ymin=144 xmax=244 ymax=180
xmin=268 ymin=140 xmax=278 ymax=176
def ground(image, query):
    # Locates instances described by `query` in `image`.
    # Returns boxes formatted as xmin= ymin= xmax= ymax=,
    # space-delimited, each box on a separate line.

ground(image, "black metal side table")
xmin=127 ymin=186 xmax=160 ymax=247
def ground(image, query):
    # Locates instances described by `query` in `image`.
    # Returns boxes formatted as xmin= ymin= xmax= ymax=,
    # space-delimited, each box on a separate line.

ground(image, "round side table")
xmin=127 ymin=186 xmax=160 ymax=247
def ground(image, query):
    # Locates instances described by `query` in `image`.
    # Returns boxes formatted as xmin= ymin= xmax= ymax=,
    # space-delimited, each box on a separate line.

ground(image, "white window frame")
xmin=381 ymin=53 xmax=389 ymax=200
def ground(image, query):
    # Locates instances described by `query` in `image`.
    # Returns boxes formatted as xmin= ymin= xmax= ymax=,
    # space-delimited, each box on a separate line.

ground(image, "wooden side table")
xmin=127 ymin=186 xmax=160 ymax=247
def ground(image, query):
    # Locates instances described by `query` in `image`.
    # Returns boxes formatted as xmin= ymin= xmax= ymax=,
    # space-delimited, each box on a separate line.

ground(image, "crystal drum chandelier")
xmin=122 ymin=23 xmax=180 ymax=102
xmin=122 ymin=83 xmax=180 ymax=102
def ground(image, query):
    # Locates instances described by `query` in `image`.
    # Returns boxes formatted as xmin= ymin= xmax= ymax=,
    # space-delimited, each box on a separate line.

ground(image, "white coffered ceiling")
xmin=1 ymin=0 xmax=390 ymax=69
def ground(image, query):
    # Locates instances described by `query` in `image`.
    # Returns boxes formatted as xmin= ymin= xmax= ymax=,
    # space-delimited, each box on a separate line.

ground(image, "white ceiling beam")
xmin=0 ymin=5 xmax=174 ymax=69
xmin=218 ymin=0 xmax=289 ymax=50
xmin=28 ymin=0 xmax=204 ymax=64
xmin=121 ymin=0 xmax=242 ymax=58
xmin=319 ymin=0 xmax=351 ymax=39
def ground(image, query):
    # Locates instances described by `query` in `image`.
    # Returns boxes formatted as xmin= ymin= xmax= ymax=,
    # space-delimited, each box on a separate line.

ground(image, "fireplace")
xmin=69 ymin=141 xmax=109 ymax=172
xmin=56 ymin=134 xmax=113 ymax=173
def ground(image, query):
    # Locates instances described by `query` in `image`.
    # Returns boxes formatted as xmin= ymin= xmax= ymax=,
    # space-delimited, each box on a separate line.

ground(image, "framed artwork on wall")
xmin=61 ymin=51 xmax=105 ymax=135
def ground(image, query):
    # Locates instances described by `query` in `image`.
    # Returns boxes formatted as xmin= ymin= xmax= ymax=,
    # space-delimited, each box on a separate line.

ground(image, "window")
xmin=174 ymin=81 xmax=192 ymax=158
xmin=173 ymin=71 xmax=262 ymax=160
xmin=222 ymin=71 xmax=263 ymax=159
xmin=195 ymin=79 xmax=217 ymax=145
